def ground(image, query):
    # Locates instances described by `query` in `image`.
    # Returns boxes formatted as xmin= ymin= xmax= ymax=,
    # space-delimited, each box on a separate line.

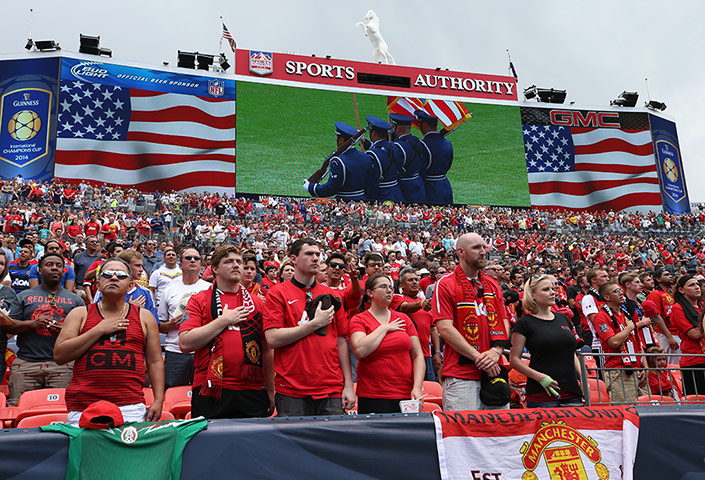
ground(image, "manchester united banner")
xmin=433 ymin=406 xmax=639 ymax=480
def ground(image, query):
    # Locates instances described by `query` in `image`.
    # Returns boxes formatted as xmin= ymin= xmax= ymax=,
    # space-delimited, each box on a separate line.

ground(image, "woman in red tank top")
xmin=55 ymin=258 xmax=164 ymax=424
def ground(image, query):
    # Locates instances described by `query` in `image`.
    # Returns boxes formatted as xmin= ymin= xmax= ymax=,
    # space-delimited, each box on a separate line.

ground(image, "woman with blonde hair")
xmin=509 ymin=274 xmax=584 ymax=408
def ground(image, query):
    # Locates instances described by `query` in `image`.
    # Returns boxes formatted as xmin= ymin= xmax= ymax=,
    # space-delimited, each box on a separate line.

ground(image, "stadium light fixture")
xmin=536 ymin=88 xmax=567 ymax=104
xmin=218 ymin=53 xmax=230 ymax=72
xmin=24 ymin=39 xmax=33 ymax=50
xmin=34 ymin=40 xmax=60 ymax=51
xmin=100 ymin=48 xmax=112 ymax=57
xmin=524 ymin=85 xmax=566 ymax=103
xmin=196 ymin=53 xmax=214 ymax=71
xmin=177 ymin=51 xmax=196 ymax=69
xmin=79 ymin=34 xmax=101 ymax=55
xmin=610 ymin=91 xmax=639 ymax=107
xmin=645 ymin=100 xmax=667 ymax=111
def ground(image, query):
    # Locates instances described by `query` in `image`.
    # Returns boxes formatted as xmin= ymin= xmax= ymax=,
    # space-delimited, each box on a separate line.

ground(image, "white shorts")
xmin=67 ymin=403 xmax=147 ymax=426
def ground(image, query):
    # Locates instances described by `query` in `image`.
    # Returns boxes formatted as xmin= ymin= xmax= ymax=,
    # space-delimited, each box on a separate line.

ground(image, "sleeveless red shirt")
xmin=66 ymin=304 xmax=146 ymax=411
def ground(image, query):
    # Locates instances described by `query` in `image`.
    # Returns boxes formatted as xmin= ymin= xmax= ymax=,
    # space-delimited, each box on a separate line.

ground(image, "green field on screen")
xmin=236 ymin=81 xmax=530 ymax=206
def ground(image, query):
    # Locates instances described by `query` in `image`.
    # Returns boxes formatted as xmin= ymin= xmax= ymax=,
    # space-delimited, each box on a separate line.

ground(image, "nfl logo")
xmin=208 ymin=79 xmax=224 ymax=97
xmin=249 ymin=51 xmax=273 ymax=76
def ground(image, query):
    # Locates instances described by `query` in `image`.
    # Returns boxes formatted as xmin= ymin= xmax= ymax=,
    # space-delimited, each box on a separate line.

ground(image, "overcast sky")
xmin=3 ymin=0 xmax=702 ymax=201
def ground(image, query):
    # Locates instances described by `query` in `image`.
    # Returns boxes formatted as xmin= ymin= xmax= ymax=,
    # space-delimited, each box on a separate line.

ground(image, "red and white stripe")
xmin=528 ymin=128 xmax=661 ymax=211
xmin=55 ymin=90 xmax=235 ymax=193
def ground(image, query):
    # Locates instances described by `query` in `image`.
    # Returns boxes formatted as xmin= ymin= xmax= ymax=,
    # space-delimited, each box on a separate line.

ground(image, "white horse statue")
xmin=355 ymin=10 xmax=395 ymax=65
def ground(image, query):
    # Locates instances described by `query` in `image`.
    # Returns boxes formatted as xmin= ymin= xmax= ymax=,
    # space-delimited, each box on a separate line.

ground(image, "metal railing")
xmin=578 ymin=352 xmax=705 ymax=406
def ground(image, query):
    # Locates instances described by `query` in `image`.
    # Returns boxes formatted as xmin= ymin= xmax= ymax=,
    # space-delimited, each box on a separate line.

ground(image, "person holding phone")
xmin=510 ymin=274 xmax=584 ymax=408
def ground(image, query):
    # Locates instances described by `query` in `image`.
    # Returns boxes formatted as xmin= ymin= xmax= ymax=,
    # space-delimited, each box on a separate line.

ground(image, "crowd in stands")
xmin=1 ymin=174 xmax=705 ymax=423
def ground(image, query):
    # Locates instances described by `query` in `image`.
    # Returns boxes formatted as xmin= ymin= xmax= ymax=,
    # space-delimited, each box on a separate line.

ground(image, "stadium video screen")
xmin=236 ymin=81 xmax=530 ymax=207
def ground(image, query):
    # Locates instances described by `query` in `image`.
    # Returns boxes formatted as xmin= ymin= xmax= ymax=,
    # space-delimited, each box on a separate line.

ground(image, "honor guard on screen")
xmin=304 ymin=122 xmax=370 ymax=200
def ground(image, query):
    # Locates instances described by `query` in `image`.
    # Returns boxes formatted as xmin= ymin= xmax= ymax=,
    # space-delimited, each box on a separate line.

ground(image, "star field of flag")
xmin=57 ymin=81 xmax=131 ymax=141
xmin=522 ymin=124 xmax=575 ymax=173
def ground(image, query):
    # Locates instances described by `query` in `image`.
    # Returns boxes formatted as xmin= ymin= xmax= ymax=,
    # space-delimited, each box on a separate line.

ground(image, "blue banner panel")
xmin=60 ymin=57 xmax=235 ymax=99
xmin=650 ymin=114 xmax=690 ymax=213
xmin=2 ymin=409 xmax=705 ymax=479
xmin=634 ymin=405 xmax=705 ymax=479
xmin=0 ymin=57 xmax=60 ymax=181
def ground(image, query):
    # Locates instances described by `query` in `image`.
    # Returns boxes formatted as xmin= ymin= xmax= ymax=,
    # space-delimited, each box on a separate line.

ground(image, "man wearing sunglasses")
xmin=159 ymin=248 xmax=210 ymax=388
xmin=5 ymin=253 xmax=84 ymax=405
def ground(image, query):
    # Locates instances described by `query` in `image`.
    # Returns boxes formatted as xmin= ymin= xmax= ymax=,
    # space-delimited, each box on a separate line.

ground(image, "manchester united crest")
xmin=520 ymin=421 xmax=608 ymax=480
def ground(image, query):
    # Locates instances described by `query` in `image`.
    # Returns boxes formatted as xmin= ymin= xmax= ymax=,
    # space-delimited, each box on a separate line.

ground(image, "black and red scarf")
xmin=200 ymin=282 xmax=263 ymax=400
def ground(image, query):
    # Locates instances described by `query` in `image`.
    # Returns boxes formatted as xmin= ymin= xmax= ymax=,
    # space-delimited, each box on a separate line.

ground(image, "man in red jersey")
xmin=55 ymin=256 xmax=163 ymax=424
xmin=180 ymin=245 xmax=273 ymax=418
xmin=391 ymin=267 xmax=439 ymax=381
xmin=264 ymin=238 xmax=355 ymax=416
xmin=434 ymin=233 xmax=510 ymax=411
xmin=646 ymin=269 xmax=679 ymax=362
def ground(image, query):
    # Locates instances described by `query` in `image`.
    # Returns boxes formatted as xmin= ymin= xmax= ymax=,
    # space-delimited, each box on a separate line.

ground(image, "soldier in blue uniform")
xmin=389 ymin=113 xmax=429 ymax=204
xmin=415 ymin=110 xmax=454 ymax=204
xmin=303 ymin=122 xmax=370 ymax=200
xmin=363 ymin=116 xmax=404 ymax=202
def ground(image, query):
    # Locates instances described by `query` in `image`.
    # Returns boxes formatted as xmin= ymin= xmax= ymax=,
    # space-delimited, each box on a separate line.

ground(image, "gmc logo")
xmin=550 ymin=110 xmax=620 ymax=128
xmin=86 ymin=349 xmax=136 ymax=371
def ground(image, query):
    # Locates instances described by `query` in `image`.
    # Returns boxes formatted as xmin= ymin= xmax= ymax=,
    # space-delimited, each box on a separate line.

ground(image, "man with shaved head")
xmin=433 ymin=233 xmax=510 ymax=411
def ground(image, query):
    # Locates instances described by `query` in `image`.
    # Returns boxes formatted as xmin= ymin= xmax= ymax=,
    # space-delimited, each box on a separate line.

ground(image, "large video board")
xmin=235 ymin=50 xmax=529 ymax=206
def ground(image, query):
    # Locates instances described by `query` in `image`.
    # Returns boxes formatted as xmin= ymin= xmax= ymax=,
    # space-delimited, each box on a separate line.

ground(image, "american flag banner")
xmin=54 ymin=60 xmax=235 ymax=193
xmin=387 ymin=96 xmax=473 ymax=131
xmin=521 ymin=107 xmax=662 ymax=211
xmin=222 ymin=21 xmax=237 ymax=53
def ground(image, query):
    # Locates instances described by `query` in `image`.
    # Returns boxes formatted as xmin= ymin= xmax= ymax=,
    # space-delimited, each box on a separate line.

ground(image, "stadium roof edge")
xmin=0 ymin=50 xmax=232 ymax=81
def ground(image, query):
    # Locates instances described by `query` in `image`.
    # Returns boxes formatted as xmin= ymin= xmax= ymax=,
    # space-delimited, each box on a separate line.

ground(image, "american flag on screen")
xmin=521 ymin=108 xmax=661 ymax=211
xmin=222 ymin=21 xmax=237 ymax=53
xmin=54 ymin=80 xmax=235 ymax=193
xmin=387 ymin=97 xmax=473 ymax=131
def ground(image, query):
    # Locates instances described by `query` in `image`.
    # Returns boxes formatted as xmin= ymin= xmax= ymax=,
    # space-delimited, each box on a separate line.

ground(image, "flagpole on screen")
xmin=506 ymin=49 xmax=518 ymax=84
xmin=219 ymin=16 xmax=224 ymax=54
xmin=28 ymin=8 xmax=33 ymax=42
xmin=645 ymin=78 xmax=652 ymax=101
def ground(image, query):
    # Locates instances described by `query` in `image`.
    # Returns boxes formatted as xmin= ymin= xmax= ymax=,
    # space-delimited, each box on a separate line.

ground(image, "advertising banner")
xmin=0 ymin=57 xmax=60 ymax=181
xmin=434 ymin=406 xmax=639 ymax=480
xmin=649 ymin=114 xmax=690 ymax=213
xmin=236 ymin=49 xmax=518 ymax=103
xmin=520 ymin=106 xmax=662 ymax=212
xmin=54 ymin=57 xmax=236 ymax=193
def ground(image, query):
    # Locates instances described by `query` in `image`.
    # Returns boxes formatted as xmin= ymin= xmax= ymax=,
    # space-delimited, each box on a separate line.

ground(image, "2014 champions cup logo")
xmin=0 ymin=88 xmax=52 ymax=167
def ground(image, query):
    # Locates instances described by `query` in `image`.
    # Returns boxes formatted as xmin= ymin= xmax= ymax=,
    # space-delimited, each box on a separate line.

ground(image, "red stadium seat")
xmin=16 ymin=412 xmax=68 ymax=428
xmin=636 ymin=395 xmax=676 ymax=405
xmin=17 ymin=388 xmax=66 ymax=411
xmin=422 ymin=381 xmax=442 ymax=397
xmin=14 ymin=406 xmax=68 ymax=426
xmin=583 ymin=356 xmax=599 ymax=378
xmin=143 ymin=387 xmax=155 ymax=407
xmin=158 ymin=411 xmax=175 ymax=421
xmin=587 ymin=378 xmax=610 ymax=405
xmin=685 ymin=395 xmax=705 ymax=404
xmin=164 ymin=386 xmax=192 ymax=419
xmin=421 ymin=401 xmax=442 ymax=412
xmin=185 ymin=411 xmax=192 ymax=420
xmin=0 ymin=384 xmax=8 ymax=397
xmin=0 ymin=392 xmax=5 ymax=408
xmin=667 ymin=365 xmax=684 ymax=398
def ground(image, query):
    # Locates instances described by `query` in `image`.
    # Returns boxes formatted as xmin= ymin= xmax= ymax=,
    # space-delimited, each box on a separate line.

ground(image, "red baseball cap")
xmin=79 ymin=401 xmax=125 ymax=429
